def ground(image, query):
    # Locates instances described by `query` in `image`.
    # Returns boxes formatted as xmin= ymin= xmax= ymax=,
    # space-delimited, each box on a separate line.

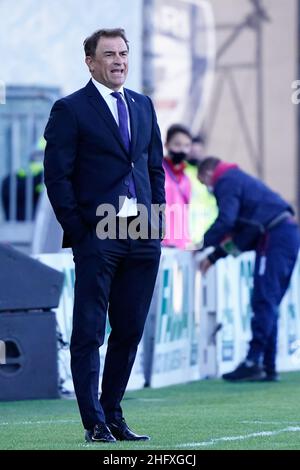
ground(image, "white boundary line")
xmin=2 ymin=420 xmax=300 ymax=449
xmin=176 ymin=426 xmax=300 ymax=448
xmin=0 ymin=419 xmax=77 ymax=426
xmin=79 ymin=426 xmax=300 ymax=449
xmin=241 ymin=420 xmax=300 ymax=425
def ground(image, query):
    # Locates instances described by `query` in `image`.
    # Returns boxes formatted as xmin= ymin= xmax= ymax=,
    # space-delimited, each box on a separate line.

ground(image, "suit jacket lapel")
xmin=124 ymin=89 xmax=138 ymax=158
xmin=85 ymin=80 xmax=129 ymax=155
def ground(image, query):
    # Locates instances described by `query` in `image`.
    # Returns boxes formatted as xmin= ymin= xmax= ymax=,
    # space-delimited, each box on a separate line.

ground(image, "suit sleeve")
xmin=146 ymin=97 xmax=166 ymax=206
xmin=43 ymin=99 xmax=89 ymax=244
xmin=146 ymin=96 xmax=166 ymax=238
xmin=203 ymin=179 xmax=241 ymax=247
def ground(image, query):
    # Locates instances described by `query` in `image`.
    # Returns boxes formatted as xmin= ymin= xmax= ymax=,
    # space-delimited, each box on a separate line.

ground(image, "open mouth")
xmin=111 ymin=69 xmax=124 ymax=75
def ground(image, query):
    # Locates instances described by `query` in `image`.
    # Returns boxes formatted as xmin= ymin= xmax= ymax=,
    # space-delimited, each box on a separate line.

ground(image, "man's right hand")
xmin=199 ymin=257 xmax=212 ymax=275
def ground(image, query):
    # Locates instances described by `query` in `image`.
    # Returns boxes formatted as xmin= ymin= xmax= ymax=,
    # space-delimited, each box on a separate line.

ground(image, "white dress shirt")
xmin=91 ymin=78 xmax=137 ymax=217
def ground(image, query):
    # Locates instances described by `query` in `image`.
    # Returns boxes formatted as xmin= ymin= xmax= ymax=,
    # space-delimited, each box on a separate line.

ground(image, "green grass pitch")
xmin=1 ymin=372 xmax=300 ymax=450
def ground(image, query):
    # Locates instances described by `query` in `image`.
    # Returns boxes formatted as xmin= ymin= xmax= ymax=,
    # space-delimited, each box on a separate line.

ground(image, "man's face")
xmin=86 ymin=36 xmax=128 ymax=90
xmin=198 ymin=169 xmax=213 ymax=187
xmin=189 ymin=142 xmax=205 ymax=163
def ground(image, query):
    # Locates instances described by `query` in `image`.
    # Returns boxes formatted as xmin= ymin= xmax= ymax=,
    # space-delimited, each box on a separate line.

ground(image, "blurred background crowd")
xmin=0 ymin=0 xmax=298 ymax=254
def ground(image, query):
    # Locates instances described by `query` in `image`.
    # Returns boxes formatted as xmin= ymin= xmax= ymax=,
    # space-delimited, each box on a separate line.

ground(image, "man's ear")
xmin=206 ymin=169 xmax=214 ymax=185
xmin=197 ymin=171 xmax=203 ymax=183
xmin=199 ymin=169 xmax=213 ymax=186
xmin=85 ymin=56 xmax=94 ymax=73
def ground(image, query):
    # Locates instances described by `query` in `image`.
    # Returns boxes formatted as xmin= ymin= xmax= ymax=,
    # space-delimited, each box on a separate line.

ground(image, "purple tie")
xmin=111 ymin=91 xmax=136 ymax=198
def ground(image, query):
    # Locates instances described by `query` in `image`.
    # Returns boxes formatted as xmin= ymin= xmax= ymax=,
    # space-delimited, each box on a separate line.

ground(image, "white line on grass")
xmin=136 ymin=398 xmax=166 ymax=402
xmin=0 ymin=419 xmax=77 ymax=426
xmin=177 ymin=426 xmax=300 ymax=448
xmin=241 ymin=420 xmax=300 ymax=425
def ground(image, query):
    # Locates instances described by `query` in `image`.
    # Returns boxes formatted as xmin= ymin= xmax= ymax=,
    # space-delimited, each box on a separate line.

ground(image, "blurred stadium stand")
xmin=0 ymin=86 xmax=60 ymax=253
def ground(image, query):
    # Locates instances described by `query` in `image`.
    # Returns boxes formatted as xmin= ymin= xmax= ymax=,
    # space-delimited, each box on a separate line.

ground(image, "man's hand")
xmin=199 ymin=257 xmax=212 ymax=275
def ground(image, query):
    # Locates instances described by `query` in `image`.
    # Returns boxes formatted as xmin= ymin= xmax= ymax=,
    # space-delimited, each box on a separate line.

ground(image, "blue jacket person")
xmin=198 ymin=157 xmax=300 ymax=382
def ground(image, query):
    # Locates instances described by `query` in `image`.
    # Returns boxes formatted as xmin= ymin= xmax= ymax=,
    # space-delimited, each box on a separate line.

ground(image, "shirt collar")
xmin=212 ymin=162 xmax=239 ymax=187
xmin=164 ymin=157 xmax=186 ymax=177
xmin=91 ymin=78 xmax=125 ymax=99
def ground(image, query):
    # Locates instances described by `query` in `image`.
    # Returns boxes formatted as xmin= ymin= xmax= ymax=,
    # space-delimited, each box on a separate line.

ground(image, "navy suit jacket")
xmin=44 ymin=80 xmax=165 ymax=247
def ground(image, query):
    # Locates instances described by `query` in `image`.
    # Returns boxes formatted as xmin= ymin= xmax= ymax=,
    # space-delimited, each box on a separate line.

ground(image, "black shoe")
xmin=85 ymin=423 xmax=116 ymax=443
xmin=222 ymin=360 xmax=263 ymax=382
xmin=261 ymin=371 xmax=280 ymax=382
xmin=107 ymin=418 xmax=150 ymax=441
xmin=85 ymin=429 xmax=93 ymax=442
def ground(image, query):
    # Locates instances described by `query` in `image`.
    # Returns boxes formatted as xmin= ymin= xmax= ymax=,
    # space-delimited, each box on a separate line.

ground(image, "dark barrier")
xmin=0 ymin=311 xmax=59 ymax=400
xmin=0 ymin=243 xmax=64 ymax=400
xmin=0 ymin=243 xmax=64 ymax=312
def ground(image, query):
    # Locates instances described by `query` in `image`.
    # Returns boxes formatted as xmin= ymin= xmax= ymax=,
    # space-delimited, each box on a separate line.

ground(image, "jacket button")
xmin=124 ymin=179 xmax=129 ymax=186
xmin=131 ymin=162 xmax=135 ymax=168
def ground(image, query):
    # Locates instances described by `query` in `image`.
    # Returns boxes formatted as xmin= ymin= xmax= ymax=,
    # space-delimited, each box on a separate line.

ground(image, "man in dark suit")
xmin=44 ymin=28 xmax=165 ymax=443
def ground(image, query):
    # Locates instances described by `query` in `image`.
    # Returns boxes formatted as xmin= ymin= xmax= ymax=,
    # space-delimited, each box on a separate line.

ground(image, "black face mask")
xmin=169 ymin=150 xmax=187 ymax=165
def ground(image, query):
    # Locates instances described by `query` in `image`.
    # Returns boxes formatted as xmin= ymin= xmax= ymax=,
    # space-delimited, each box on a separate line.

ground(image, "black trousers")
xmin=248 ymin=220 xmax=300 ymax=370
xmin=70 ymin=225 xmax=161 ymax=430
